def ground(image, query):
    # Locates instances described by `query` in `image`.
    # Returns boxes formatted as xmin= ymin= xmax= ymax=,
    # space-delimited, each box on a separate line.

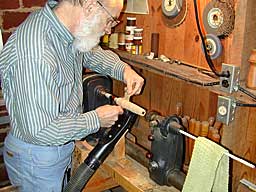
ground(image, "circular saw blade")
xmin=162 ymin=0 xmax=188 ymax=28
xmin=203 ymin=0 xmax=235 ymax=37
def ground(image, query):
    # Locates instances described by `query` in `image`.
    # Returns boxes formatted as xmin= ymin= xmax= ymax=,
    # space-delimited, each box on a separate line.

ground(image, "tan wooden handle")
xmin=114 ymin=97 xmax=146 ymax=116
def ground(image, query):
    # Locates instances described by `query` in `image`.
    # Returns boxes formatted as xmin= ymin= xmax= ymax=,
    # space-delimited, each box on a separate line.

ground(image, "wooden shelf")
xmin=113 ymin=49 xmax=256 ymax=104
xmin=114 ymin=50 xmax=219 ymax=86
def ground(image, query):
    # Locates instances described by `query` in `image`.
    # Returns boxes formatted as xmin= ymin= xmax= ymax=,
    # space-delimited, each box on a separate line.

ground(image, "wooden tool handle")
xmin=208 ymin=116 xmax=215 ymax=127
xmin=200 ymin=121 xmax=209 ymax=137
xmin=176 ymin=102 xmax=183 ymax=116
xmin=194 ymin=121 xmax=201 ymax=136
xmin=115 ymin=98 xmax=146 ymax=116
xmin=188 ymin=119 xmax=196 ymax=161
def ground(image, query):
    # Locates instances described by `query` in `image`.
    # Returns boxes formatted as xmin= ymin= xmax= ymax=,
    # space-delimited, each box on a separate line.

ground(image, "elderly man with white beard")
xmin=0 ymin=0 xmax=144 ymax=191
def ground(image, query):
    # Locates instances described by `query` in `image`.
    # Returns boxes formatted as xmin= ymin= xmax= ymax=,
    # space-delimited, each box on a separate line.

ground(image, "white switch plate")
xmin=217 ymin=96 xmax=236 ymax=125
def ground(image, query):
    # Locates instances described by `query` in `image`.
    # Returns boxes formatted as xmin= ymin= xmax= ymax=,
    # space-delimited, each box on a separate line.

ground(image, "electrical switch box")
xmin=217 ymin=96 xmax=236 ymax=125
xmin=220 ymin=63 xmax=240 ymax=93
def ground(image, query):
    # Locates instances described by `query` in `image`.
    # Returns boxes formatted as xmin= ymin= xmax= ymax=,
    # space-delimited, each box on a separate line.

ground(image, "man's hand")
xmin=123 ymin=66 xmax=144 ymax=96
xmin=95 ymin=105 xmax=124 ymax=127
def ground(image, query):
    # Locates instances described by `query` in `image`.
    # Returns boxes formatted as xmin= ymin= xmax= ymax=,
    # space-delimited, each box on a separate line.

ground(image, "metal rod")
xmin=240 ymin=179 xmax=256 ymax=192
xmin=178 ymin=130 xmax=255 ymax=169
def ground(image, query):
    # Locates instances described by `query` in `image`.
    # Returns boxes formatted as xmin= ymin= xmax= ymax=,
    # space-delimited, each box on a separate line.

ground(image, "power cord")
xmin=193 ymin=0 xmax=230 ymax=78
xmin=238 ymin=86 xmax=256 ymax=101
xmin=234 ymin=86 xmax=256 ymax=107
xmin=236 ymin=102 xmax=256 ymax=107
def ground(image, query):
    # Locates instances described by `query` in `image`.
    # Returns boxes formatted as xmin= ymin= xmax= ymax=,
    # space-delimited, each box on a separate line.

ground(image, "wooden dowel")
xmin=114 ymin=98 xmax=146 ymax=116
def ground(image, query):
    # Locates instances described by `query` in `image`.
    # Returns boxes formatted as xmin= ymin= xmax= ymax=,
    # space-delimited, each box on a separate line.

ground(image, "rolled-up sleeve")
xmin=83 ymin=48 xmax=128 ymax=81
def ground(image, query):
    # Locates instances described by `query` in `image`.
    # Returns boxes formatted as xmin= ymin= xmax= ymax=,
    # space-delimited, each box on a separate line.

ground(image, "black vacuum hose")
xmin=63 ymin=110 xmax=137 ymax=192
xmin=64 ymin=162 xmax=95 ymax=192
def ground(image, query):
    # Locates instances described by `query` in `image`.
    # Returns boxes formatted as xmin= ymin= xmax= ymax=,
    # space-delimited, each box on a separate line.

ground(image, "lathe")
xmin=64 ymin=73 xmax=186 ymax=192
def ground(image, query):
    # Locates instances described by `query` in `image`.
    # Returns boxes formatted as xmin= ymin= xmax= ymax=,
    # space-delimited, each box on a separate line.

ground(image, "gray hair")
xmin=58 ymin=0 xmax=110 ymax=6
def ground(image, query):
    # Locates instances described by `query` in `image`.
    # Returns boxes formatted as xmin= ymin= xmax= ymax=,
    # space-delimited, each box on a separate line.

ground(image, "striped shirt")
xmin=0 ymin=1 xmax=127 ymax=146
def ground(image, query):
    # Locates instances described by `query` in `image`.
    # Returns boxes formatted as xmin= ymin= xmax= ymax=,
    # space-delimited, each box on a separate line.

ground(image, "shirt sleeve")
xmin=83 ymin=47 xmax=128 ymax=81
xmin=10 ymin=57 xmax=100 ymax=146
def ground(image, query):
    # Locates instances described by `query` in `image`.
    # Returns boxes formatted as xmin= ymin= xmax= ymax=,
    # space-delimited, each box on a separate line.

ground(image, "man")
xmin=0 ymin=0 xmax=144 ymax=191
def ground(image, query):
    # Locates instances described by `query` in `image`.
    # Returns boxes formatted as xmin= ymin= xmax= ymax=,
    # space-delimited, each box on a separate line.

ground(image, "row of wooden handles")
xmin=185 ymin=117 xmax=222 ymax=164
xmin=176 ymin=102 xmax=223 ymax=167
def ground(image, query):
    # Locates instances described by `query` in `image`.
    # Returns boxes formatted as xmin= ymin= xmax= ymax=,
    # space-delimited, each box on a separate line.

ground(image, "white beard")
xmin=73 ymin=12 xmax=105 ymax=52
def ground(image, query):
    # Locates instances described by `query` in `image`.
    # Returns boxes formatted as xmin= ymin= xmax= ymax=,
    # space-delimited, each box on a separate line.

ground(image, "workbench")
xmin=73 ymin=139 xmax=180 ymax=192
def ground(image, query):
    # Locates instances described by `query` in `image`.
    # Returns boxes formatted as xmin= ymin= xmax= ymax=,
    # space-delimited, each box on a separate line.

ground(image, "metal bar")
xmin=178 ymin=129 xmax=255 ymax=169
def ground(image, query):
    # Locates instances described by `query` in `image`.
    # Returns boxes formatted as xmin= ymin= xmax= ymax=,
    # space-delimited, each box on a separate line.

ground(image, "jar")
xmin=118 ymin=43 xmax=126 ymax=51
xmin=133 ymin=36 xmax=142 ymax=45
xmin=108 ymin=33 xmax=118 ymax=49
xmin=127 ymin=17 xmax=136 ymax=26
xmin=126 ymin=26 xmax=136 ymax=35
xmin=101 ymin=34 xmax=109 ymax=46
xmin=125 ymin=34 xmax=133 ymax=43
xmin=125 ymin=34 xmax=134 ymax=53
xmin=134 ymin=28 xmax=143 ymax=38
xmin=118 ymin=32 xmax=126 ymax=44
xmin=126 ymin=43 xmax=133 ymax=53
xmin=131 ymin=37 xmax=142 ymax=55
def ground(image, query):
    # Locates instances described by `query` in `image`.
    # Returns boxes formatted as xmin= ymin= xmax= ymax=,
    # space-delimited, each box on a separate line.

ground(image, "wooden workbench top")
xmin=73 ymin=141 xmax=180 ymax=192
xmin=103 ymin=156 xmax=179 ymax=192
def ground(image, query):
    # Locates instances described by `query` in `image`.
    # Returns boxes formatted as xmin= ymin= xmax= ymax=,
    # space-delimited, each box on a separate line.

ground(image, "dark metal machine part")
xmin=64 ymin=73 xmax=137 ymax=192
xmin=146 ymin=112 xmax=186 ymax=190
xmin=82 ymin=73 xmax=113 ymax=142
xmin=82 ymin=73 xmax=113 ymax=112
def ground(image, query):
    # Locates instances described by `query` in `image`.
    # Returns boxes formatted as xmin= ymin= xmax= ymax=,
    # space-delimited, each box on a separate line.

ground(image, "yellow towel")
xmin=182 ymin=137 xmax=229 ymax=192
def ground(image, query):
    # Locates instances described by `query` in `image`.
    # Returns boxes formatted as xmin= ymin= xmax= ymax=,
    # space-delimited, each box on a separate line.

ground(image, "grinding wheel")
xmin=201 ymin=34 xmax=223 ymax=59
xmin=162 ymin=0 xmax=188 ymax=28
xmin=203 ymin=0 xmax=235 ymax=37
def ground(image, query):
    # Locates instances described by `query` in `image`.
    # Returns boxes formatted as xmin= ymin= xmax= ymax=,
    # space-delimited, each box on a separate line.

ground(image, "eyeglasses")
xmin=96 ymin=1 xmax=120 ymax=28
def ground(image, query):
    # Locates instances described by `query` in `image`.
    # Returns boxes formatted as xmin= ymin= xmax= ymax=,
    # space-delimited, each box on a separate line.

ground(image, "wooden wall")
xmin=114 ymin=0 xmax=256 ymax=191
xmin=0 ymin=0 xmax=255 ymax=191
xmin=115 ymin=0 xmax=256 ymax=80
xmin=113 ymin=62 xmax=256 ymax=192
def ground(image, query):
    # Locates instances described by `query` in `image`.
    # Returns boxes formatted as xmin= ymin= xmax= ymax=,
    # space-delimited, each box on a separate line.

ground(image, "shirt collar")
xmin=43 ymin=0 xmax=74 ymax=45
